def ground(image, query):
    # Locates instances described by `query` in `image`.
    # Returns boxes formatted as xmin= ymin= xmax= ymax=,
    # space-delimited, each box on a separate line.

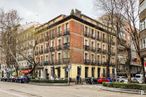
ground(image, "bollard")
xmin=140 ymin=90 xmax=144 ymax=95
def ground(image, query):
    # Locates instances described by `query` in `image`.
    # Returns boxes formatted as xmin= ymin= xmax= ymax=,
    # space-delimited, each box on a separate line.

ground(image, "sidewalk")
xmin=97 ymin=85 xmax=146 ymax=95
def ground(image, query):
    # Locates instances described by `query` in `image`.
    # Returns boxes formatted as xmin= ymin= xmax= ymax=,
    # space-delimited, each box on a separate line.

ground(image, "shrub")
xmin=102 ymin=82 xmax=146 ymax=90
xmin=30 ymin=79 xmax=68 ymax=83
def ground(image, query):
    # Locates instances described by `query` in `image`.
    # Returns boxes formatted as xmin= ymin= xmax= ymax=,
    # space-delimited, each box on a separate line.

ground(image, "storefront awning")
xmin=20 ymin=69 xmax=31 ymax=74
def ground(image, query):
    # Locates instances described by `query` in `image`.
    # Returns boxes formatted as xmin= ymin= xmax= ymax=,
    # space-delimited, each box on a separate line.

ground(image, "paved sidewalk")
xmin=97 ymin=85 xmax=146 ymax=95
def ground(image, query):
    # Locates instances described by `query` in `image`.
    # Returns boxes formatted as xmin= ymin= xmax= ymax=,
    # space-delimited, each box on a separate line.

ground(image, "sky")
xmin=0 ymin=0 xmax=103 ymax=25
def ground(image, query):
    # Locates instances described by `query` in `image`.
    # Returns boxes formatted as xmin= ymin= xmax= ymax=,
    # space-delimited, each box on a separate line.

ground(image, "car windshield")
xmin=135 ymin=75 xmax=140 ymax=78
xmin=118 ymin=76 xmax=126 ymax=78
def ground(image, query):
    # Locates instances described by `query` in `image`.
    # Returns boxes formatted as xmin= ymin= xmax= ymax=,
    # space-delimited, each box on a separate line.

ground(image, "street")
xmin=0 ymin=82 xmax=145 ymax=97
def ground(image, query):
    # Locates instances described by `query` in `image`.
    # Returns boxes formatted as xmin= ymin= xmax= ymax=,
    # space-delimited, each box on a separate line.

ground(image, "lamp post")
xmin=67 ymin=64 xmax=71 ymax=85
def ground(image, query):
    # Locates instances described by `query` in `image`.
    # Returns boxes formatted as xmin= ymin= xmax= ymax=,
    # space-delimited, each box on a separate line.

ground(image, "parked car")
xmin=97 ymin=78 xmax=112 ymax=84
xmin=85 ymin=77 xmax=97 ymax=84
xmin=132 ymin=74 xmax=146 ymax=84
xmin=0 ymin=77 xmax=7 ymax=81
xmin=117 ymin=76 xmax=128 ymax=83
xmin=16 ymin=75 xmax=30 ymax=83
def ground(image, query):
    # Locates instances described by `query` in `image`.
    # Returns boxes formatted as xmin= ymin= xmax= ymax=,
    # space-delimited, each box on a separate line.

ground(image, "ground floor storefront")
xmin=35 ymin=64 xmax=115 ymax=80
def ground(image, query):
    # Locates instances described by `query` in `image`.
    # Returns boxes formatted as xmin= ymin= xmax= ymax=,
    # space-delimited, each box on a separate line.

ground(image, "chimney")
xmin=74 ymin=9 xmax=81 ymax=17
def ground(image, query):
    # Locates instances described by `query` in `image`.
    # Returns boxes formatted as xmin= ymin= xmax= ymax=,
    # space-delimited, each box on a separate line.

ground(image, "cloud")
xmin=0 ymin=0 xmax=101 ymax=24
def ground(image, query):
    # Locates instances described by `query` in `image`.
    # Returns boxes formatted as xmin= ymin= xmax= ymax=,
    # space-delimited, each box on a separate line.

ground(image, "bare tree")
xmin=15 ymin=24 xmax=43 ymax=79
xmin=95 ymin=0 xmax=145 ymax=83
xmin=0 ymin=9 xmax=21 ymax=77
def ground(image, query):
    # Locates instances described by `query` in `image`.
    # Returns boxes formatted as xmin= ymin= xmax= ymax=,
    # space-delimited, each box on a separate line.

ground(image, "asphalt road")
xmin=0 ymin=82 xmax=145 ymax=97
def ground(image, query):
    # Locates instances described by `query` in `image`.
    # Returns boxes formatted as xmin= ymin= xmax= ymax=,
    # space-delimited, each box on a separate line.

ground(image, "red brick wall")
xmin=69 ymin=20 xmax=84 ymax=64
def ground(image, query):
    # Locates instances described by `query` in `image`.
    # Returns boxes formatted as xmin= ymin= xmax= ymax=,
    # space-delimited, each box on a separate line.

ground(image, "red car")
xmin=97 ymin=78 xmax=112 ymax=84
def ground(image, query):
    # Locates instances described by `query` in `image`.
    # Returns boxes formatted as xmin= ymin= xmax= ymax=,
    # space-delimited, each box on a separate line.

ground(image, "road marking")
xmin=0 ymin=88 xmax=27 ymax=97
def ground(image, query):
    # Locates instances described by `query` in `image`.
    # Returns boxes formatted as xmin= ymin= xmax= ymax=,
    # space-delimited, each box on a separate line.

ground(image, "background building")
xmin=99 ymin=13 xmax=141 ymax=75
xmin=140 ymin=0 xmax=146 ymax=72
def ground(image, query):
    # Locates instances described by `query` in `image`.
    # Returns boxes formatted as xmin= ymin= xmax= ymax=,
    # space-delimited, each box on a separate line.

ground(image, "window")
xmin=85 ymin=26 xmax=88 ymax=32
xmin=64 ymin=51 xmax=69 ymax=58
xmin=85 ymin=67 xmax=89 ymax=78
xmin=58 ymin=53 xmax=61 ymax=60
xmin=64 ymin=36 xmax=69 ymax=43
xmin=103 ymin=33 xmax=105 ymax=41
xmin=91 ymin=54 xmax=94 ymax=61
xmin=85 ymin=53 xmax=88 ymax=59
xmin=58 ymin=39 xmax=61 ymax=45
xmin=103 ymin=44 xmax=105 ymax=50
xmin=97 ymin=43 xmax=100 ymax=49
xmin=58 ymin=26 xmax=61 ymax=32
xmin=103 ymin=68 xmax=106 ymax=77
xmin=91 ymin=29 xmax=94 ymax=37
xmin=97 ymin=31 xmax=100 ymax=39
xmin=92 ymin=67 xmax=95 ymax=77
xmin=51 ymin=54 xmax=54 ymax=62
xmin=103 ymin=56 xmax=105 ymax=62
xmin=65 ymin=23 xmax=69 ymax=30
xmin=139 ymin=0 xmax=146 ymax=13
xmin=97 ymin=55 xmax=100 ymax=61
xmin=46 ymin=55 xmax=48 ymax=61
xmin=140 ymin=18 xmax=146 ymax=31
xmin=98 ymin=68 xmax=101 ymax=78
xmin=85 ymin=39 xmax=88 ymax=45
xmin=91 ymin=41 xmax=94 ymax=48
xmin=51 ymin=40 xmax=54 ymax=47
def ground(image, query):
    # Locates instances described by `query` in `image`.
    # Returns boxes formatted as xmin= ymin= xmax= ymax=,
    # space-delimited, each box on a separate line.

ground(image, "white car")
xmin=117 ymin=76 xmax=128 ymax=83
xmin=133 ymin=74 xmax=146 ymax=84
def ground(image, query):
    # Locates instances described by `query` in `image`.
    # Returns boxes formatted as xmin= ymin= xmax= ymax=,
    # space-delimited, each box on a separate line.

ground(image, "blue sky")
xmin=0 ymin=0 xmax=103 ymax=24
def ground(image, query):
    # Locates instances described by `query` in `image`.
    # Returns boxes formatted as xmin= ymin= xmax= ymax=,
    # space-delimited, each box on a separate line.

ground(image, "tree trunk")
xmin=127 ymin=48 xmax=131 ymax=83
xmin=140 ymin=57 xmax=146 ymax=83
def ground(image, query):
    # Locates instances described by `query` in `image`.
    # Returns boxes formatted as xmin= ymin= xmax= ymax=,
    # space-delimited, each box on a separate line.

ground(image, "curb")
xmin=98 ymin=85 xmax=146 ymax=95
xmin=29 ymin=82 xmax=69 ymax=86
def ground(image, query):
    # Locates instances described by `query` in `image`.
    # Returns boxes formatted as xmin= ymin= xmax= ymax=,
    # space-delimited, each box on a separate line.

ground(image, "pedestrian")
xmin=76 ymin=75 xmax=80 ymax=84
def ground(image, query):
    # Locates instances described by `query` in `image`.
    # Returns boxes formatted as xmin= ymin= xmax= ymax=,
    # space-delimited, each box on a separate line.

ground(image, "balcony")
xmin=43 ymin=61 xmax=49 ymax=65
xmin=96 ymin=61 xmax=101 ymax=65
xmin=50 ymin=47 xmax=55 ymax=52
xmin=35 ymin=51 xmax=39 ymax=55
xmin=56 ymin=45 xmax=62 ymax=50
xmin=111 ymin=52 xmax=115 ymax=55
xmin=110 ymin=63 xmax=115 ymax=66
xmin=102 ymin=62 xmax=107 ymax=66
xmin=57 ymin=32 xmax=62 ymax=37
xmin=39 ymin=50 xmax=43 ymax=54
xmin=111 ymin=41 xmax=115 ymax=45
xmin=97 ymin=48 xmax=102 ymax=53
xmin=63 ymin=58 xmax=70 ymax=64
xmin=91 ymin=60 xmax=96 ymax=65
xmin=90 ymin=47 xmax=96 ymax=52
xmin=50 ymin=35 xmax=55 ymax=40
xmin=63 ymin=29 xmax=70 ymax=36
xmin=45 ymin=36 xmax=49 ymax=41
xmin=50 ymin=60 xmax=55 ymax=65
xmin=96 ymin=37 xmax=102 ymax=41
xmin=84 ymin=59 xmax=90 ymax=64
xmin=84 ymin=45 xmax=90 ymax=51
xmin=102 ymin=49 xmax=107 ymax=54
xmin=44 ymin=48 xmax=49 ymax=53
xmin=56 ymin=59 xmax=62 ymax=64
xmin=63 ymin=43 xmax=70 ymax=49
xmin=91 ymin=35 xmax=96 ymax=39
xmin=84 ymin=32 xmax=90 ymax=37
xmin=102 ymin=39 xmax=108 ymax=43
xmin=39 ymin=38 xmax=44 ymax=43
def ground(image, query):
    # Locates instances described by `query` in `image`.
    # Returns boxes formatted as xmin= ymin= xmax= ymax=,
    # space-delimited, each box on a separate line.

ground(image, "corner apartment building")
xmin=34 ymin=9 xmax=116 ymax=80
xmin=140 ymin=0 xmax=146 ymax=71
